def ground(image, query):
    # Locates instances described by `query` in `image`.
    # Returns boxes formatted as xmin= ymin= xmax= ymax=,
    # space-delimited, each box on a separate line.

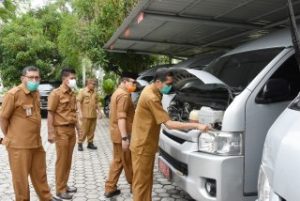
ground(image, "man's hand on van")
xmin=197 ymin=124 xmax=210 ymax=132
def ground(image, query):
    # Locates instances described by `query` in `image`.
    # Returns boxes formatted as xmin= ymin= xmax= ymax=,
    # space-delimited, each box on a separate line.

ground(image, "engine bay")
xmin=167 ymin=71 xmax=232 ymax=130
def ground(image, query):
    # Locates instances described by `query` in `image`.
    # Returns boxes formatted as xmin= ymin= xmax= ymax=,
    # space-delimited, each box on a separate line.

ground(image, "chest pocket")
xmin=22 ymin=104 xmax=34 ymax=117
xmin=83 ymin=95 xmax=90 ymax=104
xmin=60 ymin=98 xmax=70 ymax=109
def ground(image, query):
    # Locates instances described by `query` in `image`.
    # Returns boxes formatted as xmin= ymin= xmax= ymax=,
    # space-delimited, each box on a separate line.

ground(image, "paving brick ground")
xmin=0 ymin=118 xmax=195 ymax=201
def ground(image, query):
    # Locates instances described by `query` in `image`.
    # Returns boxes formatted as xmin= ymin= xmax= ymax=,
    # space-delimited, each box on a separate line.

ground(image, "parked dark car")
xmin=38 ymin=82 xmax=56 ymax=117
xmin=103 ymin=94 xmax=111 ymax=118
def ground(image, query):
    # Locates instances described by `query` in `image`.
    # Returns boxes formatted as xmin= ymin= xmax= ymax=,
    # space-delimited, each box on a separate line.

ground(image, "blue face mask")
xmin=27 ymin=81 xmax=39 ymax=92
xmin=160 ymin=85 xmax=172 ymax=94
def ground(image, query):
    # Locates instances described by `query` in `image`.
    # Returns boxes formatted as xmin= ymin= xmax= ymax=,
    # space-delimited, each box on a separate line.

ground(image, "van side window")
xmin=256 ymin=55 xmax=300 ymax=104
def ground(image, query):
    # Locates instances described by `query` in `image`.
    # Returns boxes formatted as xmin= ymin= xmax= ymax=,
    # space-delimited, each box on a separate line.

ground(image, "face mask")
xmin=160 ymin=85 xmax=172 ymax=94
xmin=67 ymin=79 xmax=77 ymax=89
xmin=27 ymin=81 xmax=39 ymax=92
xmin=127 ymin=85 xmax=136 ymax=93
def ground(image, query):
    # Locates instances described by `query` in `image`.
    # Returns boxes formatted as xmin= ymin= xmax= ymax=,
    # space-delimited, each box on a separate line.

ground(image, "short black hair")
xmin=119 ymin=77 xmax=137 ymax=85
xmin=22 ymin=66 xmax=40 ymax=76
xmin=61 ymin=68 xmax=76 ymax=80
xmin=153 ymin=68 xmax=173 ymax=82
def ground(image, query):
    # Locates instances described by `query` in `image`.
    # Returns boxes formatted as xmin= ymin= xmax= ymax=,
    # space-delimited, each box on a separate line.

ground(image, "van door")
xmin=244 ymin=51 xmax=300 ymax=194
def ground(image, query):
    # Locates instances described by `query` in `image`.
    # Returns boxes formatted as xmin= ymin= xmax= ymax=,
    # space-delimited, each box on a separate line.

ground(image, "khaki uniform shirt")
xmin=130 ymin=84 xmax=170 ymax=156
xmin=77 ymin=87 xmax=98 ymax=118
xmin=109 ymin=86 xmax=135 ymax=144
xmin=48 ymin=84 xmax=77 ymax=126
xmin=0 ymin=84 xmax=42 ymax=149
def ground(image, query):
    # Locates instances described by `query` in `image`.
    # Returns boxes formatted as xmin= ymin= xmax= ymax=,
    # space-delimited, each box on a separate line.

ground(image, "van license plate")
xmin=158 ymin=159 xmax=172 ymax=180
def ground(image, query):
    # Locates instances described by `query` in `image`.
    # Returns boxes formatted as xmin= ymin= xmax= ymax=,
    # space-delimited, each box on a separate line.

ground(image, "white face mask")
xmin=67 ymin=79 xmax=77 ymax=89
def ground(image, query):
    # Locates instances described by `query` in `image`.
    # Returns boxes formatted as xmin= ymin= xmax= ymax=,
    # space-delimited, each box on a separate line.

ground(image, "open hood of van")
xmin=185 ymin=69 xmax=225 ymax=85
xmin=168 ymin=69 xmax=231 ymax=122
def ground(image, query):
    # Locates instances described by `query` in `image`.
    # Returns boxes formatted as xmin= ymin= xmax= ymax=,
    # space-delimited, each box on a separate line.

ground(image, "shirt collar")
xmin=150 ymin=83 xmax=161 ymax=98
xmin=20 ymin=84 xmax=30 ymax=95
xmin=85 ymin=87 xmax=94 ymax=93
xmin=60 ymin=84 xmax=72 ymax=94
xmin=119 ymin=86 xmax=129 ymax=94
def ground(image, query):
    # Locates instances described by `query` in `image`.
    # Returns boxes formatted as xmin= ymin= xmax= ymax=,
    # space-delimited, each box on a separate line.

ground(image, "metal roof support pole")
xmin=287 ymin=0 xmax=300 ymax=71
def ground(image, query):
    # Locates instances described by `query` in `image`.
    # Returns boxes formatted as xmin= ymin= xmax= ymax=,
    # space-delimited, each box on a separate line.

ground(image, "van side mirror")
xmin=256 ymin=78 xmax=291 ymax=104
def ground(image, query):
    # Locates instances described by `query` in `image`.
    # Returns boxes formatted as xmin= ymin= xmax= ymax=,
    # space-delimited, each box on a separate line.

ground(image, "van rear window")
xmin=204 ymin=48 xmax=283 ymax=91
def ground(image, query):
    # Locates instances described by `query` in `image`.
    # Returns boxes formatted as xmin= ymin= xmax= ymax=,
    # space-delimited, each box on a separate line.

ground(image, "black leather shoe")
xmin=66 ymin=186 xmax=77 ymax=193
xmin=87 ymin=143 xmax=97 ymax=150
xmin=78 ymin=143 xmax=83 ymax=151
xmin=56 ymin=192 xmax=73 ymax=200
xmin=104 ymin=189 xmax=121 ymax=198
xmin=49 ymin=197 xmax=62 ymax=201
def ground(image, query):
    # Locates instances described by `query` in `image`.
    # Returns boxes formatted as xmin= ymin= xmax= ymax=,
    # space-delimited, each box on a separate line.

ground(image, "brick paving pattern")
xmin=0 ymin=119 xmax=195 ymax=201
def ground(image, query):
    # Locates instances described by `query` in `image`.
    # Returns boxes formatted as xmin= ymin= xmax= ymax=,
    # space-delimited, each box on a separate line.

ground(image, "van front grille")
xmin=159 ymin=148 xmax=188 ymax=175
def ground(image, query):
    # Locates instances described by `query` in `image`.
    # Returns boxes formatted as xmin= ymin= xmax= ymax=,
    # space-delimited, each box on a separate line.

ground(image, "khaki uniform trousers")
xmin=7 ymin=147 xmax=52 ymax=201
xmin=55 ymin=126 xmax=76 ymax=194
xmin=131 ymin=151 xmax=155 ymax=201
xmin=105 ymin=143 xmax=133 ymax=192
xmin=79 ymin=118 xmax=96 ymax=143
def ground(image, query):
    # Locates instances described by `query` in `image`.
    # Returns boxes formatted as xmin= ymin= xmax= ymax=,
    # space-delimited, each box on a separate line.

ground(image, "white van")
xmin=257 ymin=93 xmax=300 ymax=201
xmin=158 ymin=27 xmax=300 ymax=201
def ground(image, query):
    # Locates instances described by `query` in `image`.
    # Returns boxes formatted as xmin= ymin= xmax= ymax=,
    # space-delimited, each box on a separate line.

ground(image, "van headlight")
xmin=198 ymin=131 xmax=243 ymax=155
xmin=257 ymin=166 xmax=272 ymax=201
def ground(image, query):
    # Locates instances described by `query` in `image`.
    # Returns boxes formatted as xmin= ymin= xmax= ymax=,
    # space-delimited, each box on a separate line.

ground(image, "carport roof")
xmin=104 ymin=0 xmax=300 ymax=57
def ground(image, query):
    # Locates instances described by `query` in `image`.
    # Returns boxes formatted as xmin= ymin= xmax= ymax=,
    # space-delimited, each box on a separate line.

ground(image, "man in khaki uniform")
xmin=0 ymin=66 xmax=61 ymax=201
xmin=104 ymin=76 xmax=136 ymax=198
xmin=130 ymin=68 xmax=210 ymax=201
xmin=47 ymin=68 xmax=81 ymax=200
xmin=77 ymin=78 xmax=101 ymax=151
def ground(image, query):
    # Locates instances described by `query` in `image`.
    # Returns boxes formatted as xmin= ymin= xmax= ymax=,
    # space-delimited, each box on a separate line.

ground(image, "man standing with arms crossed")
xmin=104 ymin=75 xmax=136 ymax=198
xmin=0 ymin=66 xmax=61 ymax=201
xmin=47 ymin=68 xmax=81 ymax=200
xmin=77 ymin=78 xmax=101 ymax=151
xmin=130 ymin=68 xmax=210 ymax=201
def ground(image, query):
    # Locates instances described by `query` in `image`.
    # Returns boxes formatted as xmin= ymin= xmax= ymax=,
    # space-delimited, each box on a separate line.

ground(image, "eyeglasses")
xmin=24 ymin=76 xmax=41 ymax=80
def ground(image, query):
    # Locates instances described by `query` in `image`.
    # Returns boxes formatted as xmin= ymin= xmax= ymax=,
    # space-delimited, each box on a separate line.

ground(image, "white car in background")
xmin=257 ymin=93 xmax=300 ymax=201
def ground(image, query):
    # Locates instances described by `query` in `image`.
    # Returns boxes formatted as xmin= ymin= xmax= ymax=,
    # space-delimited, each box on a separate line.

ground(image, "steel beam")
xmin=199 ymin=14 xmax=300 ymax=48
xmin=143 ymin=11 xmax=262 ymax=29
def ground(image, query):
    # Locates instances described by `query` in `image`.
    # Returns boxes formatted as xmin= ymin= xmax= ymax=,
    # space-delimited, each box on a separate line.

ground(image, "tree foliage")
xmin=0 ymin=0 xmax=16 ymax=23
xmin=0 ymin=0 xmax=165 ymax=87
xmin=0 ymin=11 xmax=61 ymax=86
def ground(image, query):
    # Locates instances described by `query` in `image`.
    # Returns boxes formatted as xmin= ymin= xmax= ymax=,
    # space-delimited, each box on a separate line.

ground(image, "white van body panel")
xmin=221 ymin=89 xmax=250 ymax=131
xmin=260 ymin=108 xmax=300 ymax=201
xmin=243 ymin=49 xmax=294 ymax=193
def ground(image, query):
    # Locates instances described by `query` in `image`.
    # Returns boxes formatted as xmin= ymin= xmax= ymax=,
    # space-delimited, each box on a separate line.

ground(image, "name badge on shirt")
xmin=23 ymin=105 xmax=33 ymax=117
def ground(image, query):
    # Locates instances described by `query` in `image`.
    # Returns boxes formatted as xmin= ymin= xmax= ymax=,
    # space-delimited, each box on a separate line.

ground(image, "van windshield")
xmin=204 ymin=48 xmax=284 ymax=91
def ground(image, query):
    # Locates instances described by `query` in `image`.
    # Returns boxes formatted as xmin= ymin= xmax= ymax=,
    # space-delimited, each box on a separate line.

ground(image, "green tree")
xmin=0 ymin=7 xmax=63 ymax=86
xmin=0 ymin=0 xmax=16 ymax=23
xmin=60 ymin=0 xmax=160 ymax=74
xmin=0 ymin=0 xmax=167 ymax=87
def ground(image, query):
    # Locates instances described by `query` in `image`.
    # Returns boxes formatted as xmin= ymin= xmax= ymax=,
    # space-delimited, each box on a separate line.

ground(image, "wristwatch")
xmin=122 ymin=136 xmax=129 ymax=141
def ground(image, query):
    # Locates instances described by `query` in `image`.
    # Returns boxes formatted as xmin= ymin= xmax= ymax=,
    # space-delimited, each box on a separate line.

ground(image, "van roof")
xmin=224 ymin=27 xmax=294 ymax=56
